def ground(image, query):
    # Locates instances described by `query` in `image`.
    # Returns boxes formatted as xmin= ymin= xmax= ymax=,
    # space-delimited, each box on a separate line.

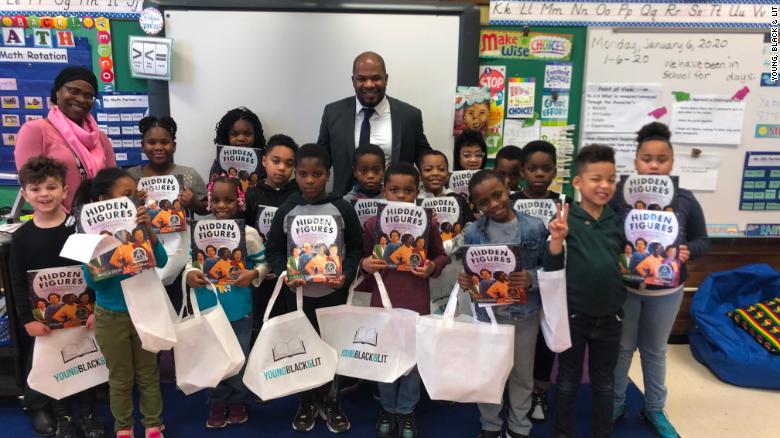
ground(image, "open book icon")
xmin=61 ymin=338 xmax=98 ymax=364
xmin=272 ymin=338 xmax=306 ymax=362
xmin=353 ymin=327 xmax=378 ymax=346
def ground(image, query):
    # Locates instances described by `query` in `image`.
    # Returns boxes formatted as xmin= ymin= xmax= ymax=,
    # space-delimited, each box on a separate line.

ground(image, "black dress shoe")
xmin=29 ymin=408 xmax=56 ymax=436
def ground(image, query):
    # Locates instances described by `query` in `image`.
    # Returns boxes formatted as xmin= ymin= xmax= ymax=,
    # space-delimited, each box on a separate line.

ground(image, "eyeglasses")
xmin=461 ymin=152 xmax=486 ymax=159
xmin=62 ymin=86 xmax=96 ymax=102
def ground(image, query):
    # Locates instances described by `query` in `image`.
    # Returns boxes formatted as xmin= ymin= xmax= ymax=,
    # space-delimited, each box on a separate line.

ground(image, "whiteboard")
xmin=164 ymin=10 xmax=460 ymax=180
xmin=583 ymin=28 xmax=778 ymax=229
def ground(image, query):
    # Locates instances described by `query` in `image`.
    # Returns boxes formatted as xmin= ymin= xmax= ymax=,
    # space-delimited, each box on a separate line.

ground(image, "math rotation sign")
xmin=480 ymin=30 xmax=572 ymax=60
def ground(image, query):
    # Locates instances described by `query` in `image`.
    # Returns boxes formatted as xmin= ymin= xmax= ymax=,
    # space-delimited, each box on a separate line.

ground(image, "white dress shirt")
xmin=354 ymin=96 xmax=392 ymax=162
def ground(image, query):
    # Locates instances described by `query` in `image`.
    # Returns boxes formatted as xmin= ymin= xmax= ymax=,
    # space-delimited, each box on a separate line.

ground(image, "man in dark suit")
xmin=318 ymin=51 xmax=431 ymax=195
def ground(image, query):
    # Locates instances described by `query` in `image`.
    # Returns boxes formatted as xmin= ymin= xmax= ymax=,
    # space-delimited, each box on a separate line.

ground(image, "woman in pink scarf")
xmin=14 ymin=66 xmax=116 ymax=211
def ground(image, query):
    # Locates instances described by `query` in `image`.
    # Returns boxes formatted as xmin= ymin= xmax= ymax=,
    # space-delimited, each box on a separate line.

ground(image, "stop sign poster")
xmin=478 ymin=65 xmax=506 ymax=125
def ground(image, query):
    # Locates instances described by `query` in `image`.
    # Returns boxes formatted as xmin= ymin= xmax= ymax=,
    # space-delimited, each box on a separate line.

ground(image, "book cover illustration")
xmin=453 ymin=86 xmax=490 ymax=136
xmin=622 ymin=210 xmax=682 ymax=288
xmin=214 ymin=145 xmax=263 ymax=191
xmin=27 ymin=266 xmax=93 ymax=330
xmin=255 ymin=205 xmax=277 ymax=244
xmin=191 ymin=219 xmax=248 ymax=289
xmin=618 ymin=175 xmax=679 ymax=213
xmin=285 ymin=215 xmax=345 ymax=284
xmin=461 ymin=244 xmax=525 ymax=305
xmin=352 ymin=198 xmax=385 ymax=229
xmin=137 ymin=175 xmax=186 ymax=234
xmin=419 ymin=197 xmax=464 ymax=242
xmin=75 ymin=196 xmax=156 ymax=281
xmin=374 ymin=202 xmax=431 ymax=271
xmin=449 ymin=170 xmax=478 ymax=198
xmin=513 ymin=198 xmax=557 ymax=228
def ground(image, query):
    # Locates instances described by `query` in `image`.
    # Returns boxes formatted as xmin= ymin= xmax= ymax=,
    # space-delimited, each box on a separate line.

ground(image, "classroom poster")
xmin=453 ymin=86 xmax=490 ymax=136
xmin=27 ymin=266 xmax=93 ymax=330
xmin=478 ymin=65 xmax=507 ymax=130
xmin=506 ymin=77 xmax=535 ymax=119
xmin=513 ymin=199 xmax=556 ymax=228
xmin=191 ymin=219 xmax=248 ymax=289
xmin=617 ymin=175 xmax=682 ymax=288
xmin=75 ymin=197 xmax=156 ymax=281
xmin=419 ymin=196 xmax=465 ymax=243
xmin=544 ymin=63 xmax=573 ymax=90
xmin=374 ymin=203 xmax=430 ymax=271
xmin=254 ymin=206 xmax=277 ymax=244
xmin=541 ymin=92 xmax=569 ymax=121
xmin=740 ymin=152 xmax=780 ymax=211
xmin=352 ymin=198 xmax=384 ymax=229
xmin=671 ymin=95 xmax=746 ymax=145
xmin=285 ymin=215 xmax=344 ymax=284
xmin=449 ymin=170 xmax=478 ymax=197
xmin=479 ymin=30 xmax=573 ymax=61
xmin=213 ymin=145 xmax=263 ymax=185
xmin=583 ymin=83 xmax=661 ymax=133
xmin=137 ymin=175 xmax=186 ymax=234
xmin=460 ymin=244 xmax=525 ymax=305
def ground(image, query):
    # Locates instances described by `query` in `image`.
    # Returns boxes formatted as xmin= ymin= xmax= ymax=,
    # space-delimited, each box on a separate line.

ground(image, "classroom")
xmin=0 ymin=1 xmax=778 ymax=438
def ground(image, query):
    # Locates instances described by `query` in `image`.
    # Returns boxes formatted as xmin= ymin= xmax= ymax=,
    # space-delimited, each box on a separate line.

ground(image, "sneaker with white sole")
xmin=528 ymin=391 xmax=548 ymax=423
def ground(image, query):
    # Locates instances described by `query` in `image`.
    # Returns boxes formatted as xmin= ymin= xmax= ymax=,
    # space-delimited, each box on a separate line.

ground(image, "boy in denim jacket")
xmin=458 ymin=170 xmax=567 ymax=438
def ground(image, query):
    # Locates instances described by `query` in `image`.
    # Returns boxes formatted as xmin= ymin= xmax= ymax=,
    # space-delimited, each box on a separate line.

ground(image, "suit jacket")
xmin=318 ymin=95 xmax=431 ymax=195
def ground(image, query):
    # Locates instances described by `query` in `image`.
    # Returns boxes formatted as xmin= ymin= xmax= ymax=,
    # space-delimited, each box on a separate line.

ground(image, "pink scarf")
xmin=48 ymin=106 xmax=107 ymax=178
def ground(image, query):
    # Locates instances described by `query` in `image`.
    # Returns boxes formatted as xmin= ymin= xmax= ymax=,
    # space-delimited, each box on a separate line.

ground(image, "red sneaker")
xmin=227 ymin=402 xmax=248 ymax=425
xmin=206 ymin=402 xmax=227 ymax=429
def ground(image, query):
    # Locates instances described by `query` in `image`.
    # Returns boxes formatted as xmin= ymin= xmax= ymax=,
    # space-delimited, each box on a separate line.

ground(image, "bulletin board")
xmin=478 ymin=25 xmax=587 ymax=197
xmin=581 ymin=28 xmax=778 ymax=229
xmin=0 ymin=14 xmax=149 ymax=187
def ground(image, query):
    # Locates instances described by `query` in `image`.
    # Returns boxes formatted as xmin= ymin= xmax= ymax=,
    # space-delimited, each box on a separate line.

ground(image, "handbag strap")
xmin=448 ymin=282 xmax=498 ymax=326
xmin=264 ymin=272 xmax=303 ymax=323
xmin=345 ymin=273 xmax=393 ymax=309
xmin=178 ymin=272 xmax=218 ymax=321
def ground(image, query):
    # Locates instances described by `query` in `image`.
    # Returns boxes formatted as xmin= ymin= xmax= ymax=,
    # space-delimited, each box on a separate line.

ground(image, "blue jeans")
xmin=377 ymin=367 xmax=421 ymax=415
xmin=553 ymin=311 xmax=622 ymax=438
xmin=207 ymin=314 xmax=252 ymax=404
xmin=613 ymin=287 xmax=684 ymax=412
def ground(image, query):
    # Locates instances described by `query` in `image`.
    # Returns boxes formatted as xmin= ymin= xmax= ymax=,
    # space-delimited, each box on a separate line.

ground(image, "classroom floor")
xmin=627 ymin=344 xmax=779 ymax=438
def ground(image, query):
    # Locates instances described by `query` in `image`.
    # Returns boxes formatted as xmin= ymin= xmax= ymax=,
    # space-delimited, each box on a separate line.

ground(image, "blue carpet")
xmin=0 ymin=382 xmax=656 ymax=437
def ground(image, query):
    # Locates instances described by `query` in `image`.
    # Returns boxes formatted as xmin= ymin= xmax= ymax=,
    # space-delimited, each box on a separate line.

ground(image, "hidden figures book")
xmin=254 ymin=205 xmax=277 ymax=244
xmin=374 ymin=202 xmax=431 ymax=271
xmin=617 ymin=175 xmax=682 ymax=288
xmin=285 ymin=215 xmax=345 ymax=285
xmin=27 ymin=266 xmax=93 ymax=330
xmin=191 ymin=219 xmax=248 ymax=288
xmin=213 ymin=145 xmax=263 ymax=187
xmin=449 ymin=170 xmax=478 ymax=198
xmin=74 ymin=196 xmax=156 ymax=281
xmin=418 ymin=196 xmax=467 ymax=243
xmin=513 ymin=198 xmax=557 ymax=228
xmin=461 ymin=244 xmax=525 ymax=305
xmin=137 ymin=175 xmax=186 ymax=234
xmin=352 ymin=198 xmax=384 ymax=229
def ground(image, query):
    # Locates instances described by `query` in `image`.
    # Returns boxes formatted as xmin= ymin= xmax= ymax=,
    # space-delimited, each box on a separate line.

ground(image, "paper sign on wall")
xmin=584 ymin=83 xmax=661 ymax=133
xmin=671 ymin=95 xmax=746 ymax=145
xmin=541 ymin=92 xmax=569 ymax=121
xmin=129 ymin=36 xmax=173 ymax=81
xmin=506 ymin=77 xmax=535 ymax=119
xmin=503 ymin=119 xmax=541 ymax=147
xmin=544 ymin=63 xmax=573 ymax=90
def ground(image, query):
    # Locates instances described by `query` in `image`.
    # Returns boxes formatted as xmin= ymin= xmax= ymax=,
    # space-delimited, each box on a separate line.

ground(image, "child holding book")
xmin=243 ymin=134 xmax=299 ymax=334
xmin=456 ymin=169 xmax=566 ymax=438
xmin=74 ymin=167 xmax=169 ymax=438
xmin=127 ymin=116 xmax=208 ymax=311
xmin=551 ymin=145 xmax=625 ymax=438
xmin=10 ymin=157 xmax=107 ymax=438
xmin=184 ymin=175 xmax=270 ymax=429
xmin=265 ymin=144 xmax=362 ymax=434
xmin=210 ymin=107 xmax=267 ymax=179
xmin=515 ymin=140 xmax=568 ymax=423
xmin=343 ymin=143 xmax=385 ymax=203
xmin=495 ymin=145 xmax=524 ymax=198
xmin=612 ymin=122 xmax=709 ymax=438
xmin=417 ymin=149 xmax=474 ymax=315
xmin=361 ymin=162 xmax=449 ymax=438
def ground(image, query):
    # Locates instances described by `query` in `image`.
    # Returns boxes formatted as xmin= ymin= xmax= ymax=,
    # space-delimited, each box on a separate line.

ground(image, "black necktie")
xmin=359 ymin=107 xmax=374 ymax=146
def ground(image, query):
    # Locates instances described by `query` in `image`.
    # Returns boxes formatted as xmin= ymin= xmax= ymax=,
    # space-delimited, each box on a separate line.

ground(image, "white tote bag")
xmin=173 ymin=279 xmax=246 ymax=395
xmin=416 ymin=284 xmax=514 ymax=404
xmin=317 ymin=273 xmax=418 ymax=383
xmin=27 ymin=326 xmax=109 ymax=400
xmin=538 ymin=268 xmax=571 ymax=353
xmin=121 ymin=269 xmax=177 ymax=353
xmin=243 ymin=273 xmax=338 ymax=401
xmin=156 ymin=231 xmax=191 ymax=286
